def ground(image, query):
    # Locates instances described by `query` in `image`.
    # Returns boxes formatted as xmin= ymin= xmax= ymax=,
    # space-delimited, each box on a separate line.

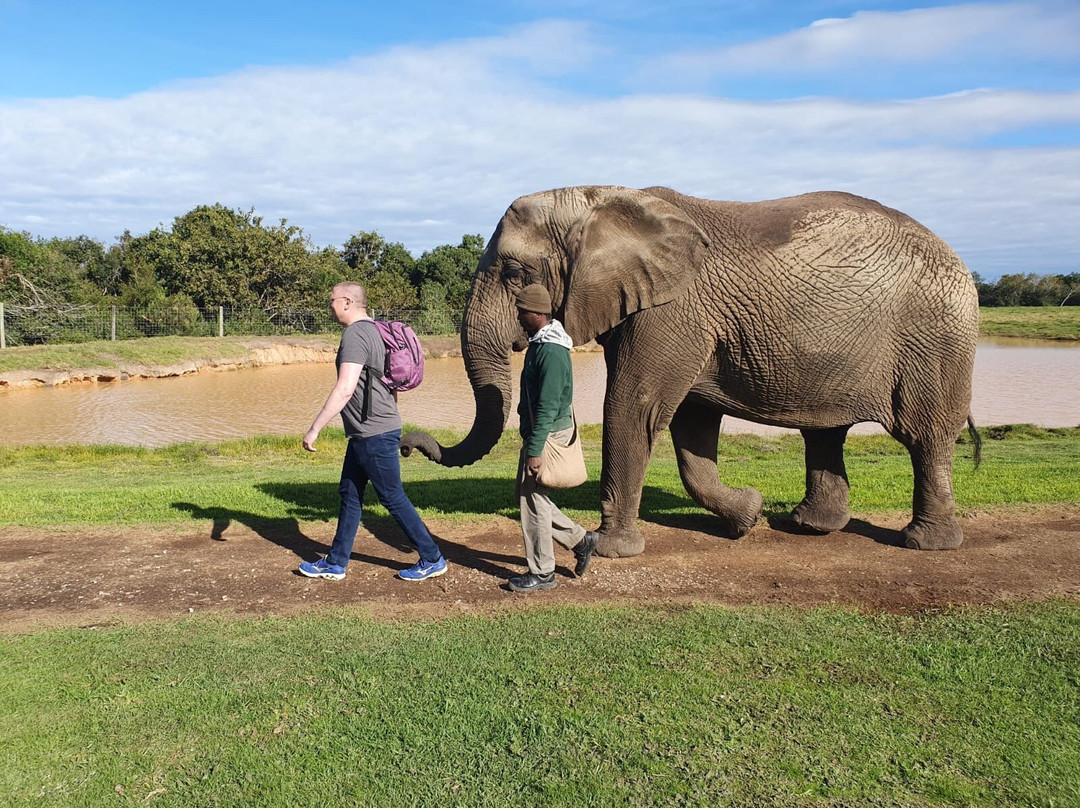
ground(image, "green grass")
xmin=978 ymin=306 xmax=1080 ymax=341
xmin=1 ymin=351 xmax=1078 ymax=806
xmin=1 ymin=603 xmax=1076 ymax=807
xmin=1 ymin=425 xmax=1077 ymax=528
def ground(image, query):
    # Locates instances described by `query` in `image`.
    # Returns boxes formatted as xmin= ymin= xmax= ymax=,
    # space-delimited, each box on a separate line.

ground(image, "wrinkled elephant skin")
xmin=400 ymin=186 xmax=979 ymax=557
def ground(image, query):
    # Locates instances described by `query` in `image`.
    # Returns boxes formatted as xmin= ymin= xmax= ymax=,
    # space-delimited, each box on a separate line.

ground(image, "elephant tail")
xmin=966 ymin=415 xmax=982 ymax=469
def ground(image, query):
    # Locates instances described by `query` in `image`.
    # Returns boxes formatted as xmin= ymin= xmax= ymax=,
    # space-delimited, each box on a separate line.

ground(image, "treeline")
xmin=973 ymin=272 xmax=1079 ymax=307
xmin=3 ymin=207 xmax=1077 ymax=325
xmin=0 ymin=204 xmax=485 ymax=341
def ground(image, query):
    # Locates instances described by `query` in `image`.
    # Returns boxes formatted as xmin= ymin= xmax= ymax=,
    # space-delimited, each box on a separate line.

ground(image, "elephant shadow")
xmin=634 ymin=486 xmax=728 ymax=537
xmin=400 ymin=477 xmax=905 ymax=548
xmin=831 ymin=517 xmax=907 ymax=547
xmin=640 ymin=487 xmax=904 ymax=546
xmin=763 ymin=511 xmax=904 ymax=546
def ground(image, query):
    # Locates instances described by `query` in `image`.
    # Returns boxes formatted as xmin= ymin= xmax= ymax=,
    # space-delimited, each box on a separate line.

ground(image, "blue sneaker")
xmin=398 ymin=556 xmax=447 ymax=582
xmin=298 ymin=556 xmax=345 ymax=581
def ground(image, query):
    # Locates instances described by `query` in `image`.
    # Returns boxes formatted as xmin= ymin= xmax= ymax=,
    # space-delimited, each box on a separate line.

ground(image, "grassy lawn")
xmin=1 ymin=603 xmax=1077 ymax=807
xmin=978 ymin=306 xmax=1080 ymax=341
xmin=0 ymin=425 xmax=1078 ymax=528
xmin=1 ymin=333 xmax=1078 ymax=805
xmin=0 ymin=428 xmax=1077 ymax=805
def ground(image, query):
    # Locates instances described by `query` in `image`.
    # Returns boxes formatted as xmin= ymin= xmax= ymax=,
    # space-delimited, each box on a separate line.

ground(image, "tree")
xmin=0 ymin=227 xmax=107 ymax=344
xmin=120 ymin=205 xmax=344 ymax=314
xmin=97 ymin=231 xmax=141 ymax=296
xmin=53 ymin=235 xmax=109 ymax=292
xmin=340 ymin=231 xmax=418 ymax=309
xmin=971 ymin=271 xmax=997 ymax=307
xmin=1032 ymin=274 xmax=1070 ymax=308
xmin=0 ymin=228 xmax=103 ymax=306
xmin=411 ymin=234 xmax=484 ymax=310
xmin=971 ymin=271 xmax=1080 ymax=307
xmin=992 ymin=274 xmax=1043 ymax=307
xmin=415 ymin=282 xmax=459 ymax=334
xmin=1055 ymin=273 xmax=1079 ymax=306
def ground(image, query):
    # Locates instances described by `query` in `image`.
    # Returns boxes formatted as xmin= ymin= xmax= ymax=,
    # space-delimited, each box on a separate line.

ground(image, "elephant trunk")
xmin=400 ymin=301 xmax=518 ymax=467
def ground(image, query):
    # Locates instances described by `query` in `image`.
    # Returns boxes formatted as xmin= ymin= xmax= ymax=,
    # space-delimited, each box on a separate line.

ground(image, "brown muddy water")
xmin=0 ymin=339 xmax=1076 ymax=447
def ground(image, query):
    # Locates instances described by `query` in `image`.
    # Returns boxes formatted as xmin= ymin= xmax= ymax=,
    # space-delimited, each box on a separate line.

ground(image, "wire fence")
xmin=0 ymin=303 xmax=465 ymax=348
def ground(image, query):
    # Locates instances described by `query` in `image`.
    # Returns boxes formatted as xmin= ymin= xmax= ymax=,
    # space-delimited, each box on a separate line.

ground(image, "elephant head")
xmin=400 ymin=185 xmax=710 ymax=466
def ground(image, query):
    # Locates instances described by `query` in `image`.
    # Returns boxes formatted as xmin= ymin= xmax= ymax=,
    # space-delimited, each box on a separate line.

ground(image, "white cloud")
xmin=659 ymin=1 xmax=1080 ymax=75
xmin=0 ymin=18 xmax=1077 ymax=278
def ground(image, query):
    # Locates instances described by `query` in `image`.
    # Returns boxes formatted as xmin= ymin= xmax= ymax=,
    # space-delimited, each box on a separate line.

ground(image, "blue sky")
xmin=1 ymin=0 xmax=1077 ymax=279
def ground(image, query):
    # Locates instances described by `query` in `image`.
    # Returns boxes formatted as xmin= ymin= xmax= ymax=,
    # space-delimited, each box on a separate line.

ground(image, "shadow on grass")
xmin=640 ymin=492 xmax=902 ymax=546
xmin=174 ymin=475 xmax=903 ymax=573
xmin=843 ymin=518 xmax=906 ymax=547
xmin=172 ymin=476 xmax=526 ymax=578
xmin=762 ymin=512 xmax=902 ymax=546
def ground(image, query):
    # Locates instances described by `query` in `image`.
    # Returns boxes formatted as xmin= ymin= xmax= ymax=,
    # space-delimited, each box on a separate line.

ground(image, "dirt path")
xmin=2 ymin=504 xmax=1078 ymax=632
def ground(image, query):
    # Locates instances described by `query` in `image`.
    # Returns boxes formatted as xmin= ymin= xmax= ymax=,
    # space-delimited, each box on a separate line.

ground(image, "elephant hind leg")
xmin=791 ymin=426 xmax=852 ymax=534
xmin=669 ymin=400 xmax=763 ymax=538
xmin=884 ymin=353 xmax=972 ymax=549
xmin=898 ymin=438 xmax=964 ymax=550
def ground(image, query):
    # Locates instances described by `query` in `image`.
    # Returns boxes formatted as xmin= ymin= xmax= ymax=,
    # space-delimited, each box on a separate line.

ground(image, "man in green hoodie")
xmin=509 ymin=284 xmax=597 ymax=593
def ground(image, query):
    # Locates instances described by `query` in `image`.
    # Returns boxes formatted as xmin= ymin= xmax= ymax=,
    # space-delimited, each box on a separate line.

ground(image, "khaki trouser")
xmin=518 ymin=425 xmax=587 ymax=575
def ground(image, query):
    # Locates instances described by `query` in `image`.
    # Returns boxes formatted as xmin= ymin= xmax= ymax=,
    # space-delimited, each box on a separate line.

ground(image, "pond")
xmin=0 ymin=338 xmax=1076 ymax=447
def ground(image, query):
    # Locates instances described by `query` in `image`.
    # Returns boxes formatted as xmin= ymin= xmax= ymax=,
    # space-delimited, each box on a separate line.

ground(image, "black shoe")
xmin=507 ymin=572 xmax=556 ymax=592
xmin=573 ymin=531 xmax=597 ymax=577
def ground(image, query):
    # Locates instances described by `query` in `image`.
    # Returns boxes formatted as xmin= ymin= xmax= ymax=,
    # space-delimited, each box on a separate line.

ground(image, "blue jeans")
xmin=326 ymin=429 xmax=442 ymax=567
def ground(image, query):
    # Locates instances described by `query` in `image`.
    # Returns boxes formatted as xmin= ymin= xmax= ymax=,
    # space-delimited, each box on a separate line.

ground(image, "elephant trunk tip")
xmin=400 ymin=427 xmax=501 ymax=468
xmin=400 ymin=431 xmax=444 ymax=463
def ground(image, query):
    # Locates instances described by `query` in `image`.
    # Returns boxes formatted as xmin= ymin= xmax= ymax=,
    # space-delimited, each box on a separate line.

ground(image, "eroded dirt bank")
xmin=0 ymin=335 xmax=604 ymax=391
xmin=1 ymin=504 xmax=1077 ymax=633
xmin=0 ymin=337 xmax=334 ymax=391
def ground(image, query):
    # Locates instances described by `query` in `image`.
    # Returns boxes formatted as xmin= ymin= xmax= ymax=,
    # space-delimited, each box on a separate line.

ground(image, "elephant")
xmin=401 ymin=185 xmax=981 ymax=557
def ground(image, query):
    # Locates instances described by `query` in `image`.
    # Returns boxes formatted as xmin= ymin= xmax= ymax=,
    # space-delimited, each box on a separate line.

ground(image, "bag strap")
xmin=362 ymin=366 xmax=373 ymax=422
xmin=357 ymin=319 xmax=384 ymax=422
xmin=523 ymin=378 xmax=534 ymax=429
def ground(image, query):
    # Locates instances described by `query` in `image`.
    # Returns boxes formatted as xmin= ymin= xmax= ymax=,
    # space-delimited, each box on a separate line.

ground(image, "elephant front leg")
xmin=593 ymin=357 xmax=678 ymax=558
xmin=595 ymin=422 xmax=651 ymax=557
xmin=791 ymin=426 xmax=852 ymax=533
xmin=669 ymin=399 xmax=763 ymax=538
xmin=594 ymin=325 xmax=716 ymax=558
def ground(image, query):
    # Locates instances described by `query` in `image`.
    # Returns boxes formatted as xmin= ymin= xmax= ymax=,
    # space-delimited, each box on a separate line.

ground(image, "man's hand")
xmin=303 ymin=427 xmax=319 ymax=453
xmin=525 ymin=456 xmax=542 ymax=476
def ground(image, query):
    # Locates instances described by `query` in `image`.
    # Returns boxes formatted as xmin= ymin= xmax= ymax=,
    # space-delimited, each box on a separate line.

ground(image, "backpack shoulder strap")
xmin=354 ymin=320 xmax=385 ymax=421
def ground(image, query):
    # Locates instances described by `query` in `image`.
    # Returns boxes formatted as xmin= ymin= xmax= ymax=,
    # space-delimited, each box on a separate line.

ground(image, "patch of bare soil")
xmin=2 ymin=504 xmax=1078 ymax=633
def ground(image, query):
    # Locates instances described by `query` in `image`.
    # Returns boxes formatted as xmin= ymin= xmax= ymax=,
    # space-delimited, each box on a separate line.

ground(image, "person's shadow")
xmin=173 ymin=478 xmax=523 ymax=578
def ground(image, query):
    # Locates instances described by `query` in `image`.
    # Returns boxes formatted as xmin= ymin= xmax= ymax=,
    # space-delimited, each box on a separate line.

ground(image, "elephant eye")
xmin=500 ymin=262 xmax=523 ymax=282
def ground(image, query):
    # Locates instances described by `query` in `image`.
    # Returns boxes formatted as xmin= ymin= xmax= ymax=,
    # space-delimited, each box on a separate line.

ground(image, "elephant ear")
xmin=562 ymin=188 xmax=709 ymax=344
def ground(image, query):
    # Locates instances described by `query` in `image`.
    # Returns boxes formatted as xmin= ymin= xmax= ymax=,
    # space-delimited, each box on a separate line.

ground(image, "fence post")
xmin=218 ymin=306 xmax=224 ymax=337
xmin=0 ymin=302 xmax=5 ymax=349
xmin=111 ymin=306 xmax=117 ymax=341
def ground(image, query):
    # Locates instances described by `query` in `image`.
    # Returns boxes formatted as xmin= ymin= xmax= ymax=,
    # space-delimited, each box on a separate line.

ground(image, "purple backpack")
xmin=370 ymin=320 xmax=424 ymax=392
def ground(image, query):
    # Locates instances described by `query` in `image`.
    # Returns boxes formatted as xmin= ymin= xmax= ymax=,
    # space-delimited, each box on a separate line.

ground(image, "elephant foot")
xmin=791 ymin=499 xmax=851 ymax=534
xmin=595 ymin=525 xmax=645 ymax=558
xmin=902 ymin=517 xmax=964 ymax=550
xmin=715 ymin=487 xmax=764 ymax=538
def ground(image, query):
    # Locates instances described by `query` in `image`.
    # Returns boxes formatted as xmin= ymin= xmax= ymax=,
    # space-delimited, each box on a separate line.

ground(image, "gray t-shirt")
xmin=338 ymin=319 xmax=402 ymax=438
